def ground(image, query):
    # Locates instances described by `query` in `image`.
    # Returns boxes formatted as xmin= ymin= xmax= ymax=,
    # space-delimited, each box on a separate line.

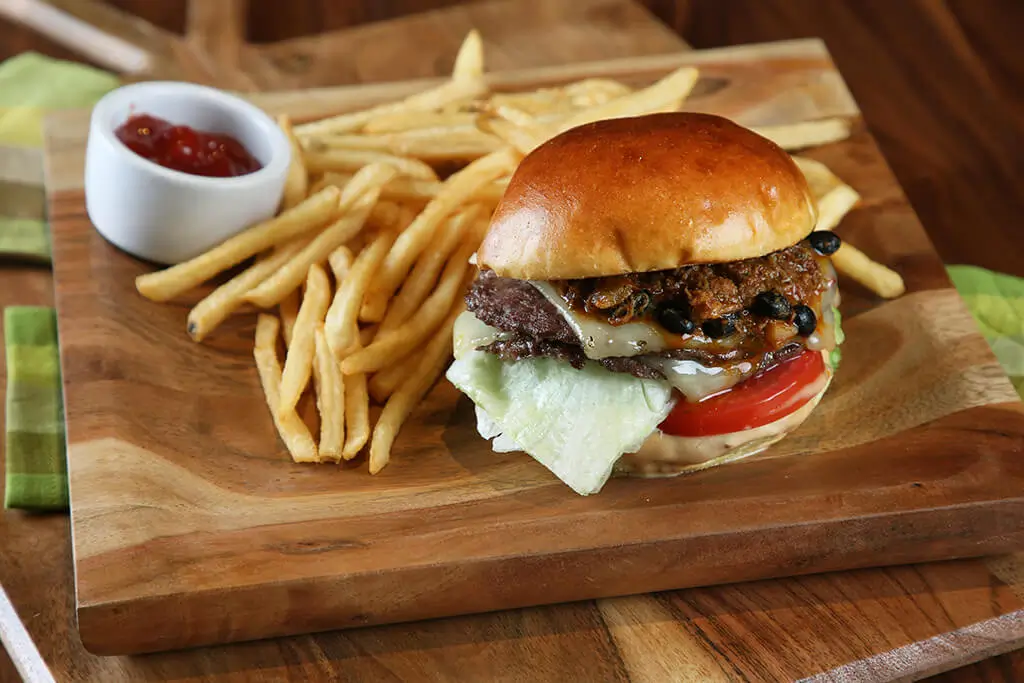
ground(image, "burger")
xmin=446 ymin=112 xmax=844 ymax=495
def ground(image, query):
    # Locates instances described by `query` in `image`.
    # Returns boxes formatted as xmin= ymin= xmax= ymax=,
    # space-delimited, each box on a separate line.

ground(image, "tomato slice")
xmin=659 ymin=350 xmax=827 ymax=437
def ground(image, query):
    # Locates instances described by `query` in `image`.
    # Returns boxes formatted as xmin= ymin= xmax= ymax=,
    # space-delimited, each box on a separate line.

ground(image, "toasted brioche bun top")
xmin=478 ymin=112 xmax=818 ymax=280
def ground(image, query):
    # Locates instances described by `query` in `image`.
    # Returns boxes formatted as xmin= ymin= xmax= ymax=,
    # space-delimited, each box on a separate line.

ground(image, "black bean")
xmin=702 ymin=317 xmax=735 ymax=338
xmin=752 ymin=291 xmax=792 ymax=320
xmin=793 ymin=305 xmax=817 ymax=336
xmin=657 ymin=306 xmax=695 ymax=334
xmin=808 ymin=231 xmax=842 ymax=255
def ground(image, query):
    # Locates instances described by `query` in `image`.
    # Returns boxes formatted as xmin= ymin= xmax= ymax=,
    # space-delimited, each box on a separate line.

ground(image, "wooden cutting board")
xmin=43 ymin=38 xmax=1024 ymax=656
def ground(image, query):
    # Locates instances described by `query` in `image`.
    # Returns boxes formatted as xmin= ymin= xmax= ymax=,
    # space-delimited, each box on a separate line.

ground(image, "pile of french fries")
xmin=134 ymin=30 xmax=904 ymax=473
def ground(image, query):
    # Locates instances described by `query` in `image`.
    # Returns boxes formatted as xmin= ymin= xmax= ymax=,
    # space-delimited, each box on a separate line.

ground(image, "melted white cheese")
xmin=641 ymin=356 xmax=757 ymax=402
xmin=453 ymin=310 xmax=507 ymax=360
xmin=529 ymin=281 xmax=666 ymax=359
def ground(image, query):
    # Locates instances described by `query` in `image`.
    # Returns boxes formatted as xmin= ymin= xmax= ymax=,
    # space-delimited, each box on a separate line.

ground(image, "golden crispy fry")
xmin=360 ymin=147 xmax=519 ymax=322
xmin=305 ymin=128 xmax=503 ymax=162
xmin=368 ymin=302 xmax=464 ymax=474
xmin=313 ymin=326 xmax=345 ymax=462
xmin=325 ymin=227 xmax=397 ymax=357
xmin=327 ymin=245 xmax=354 ymax=281
xmin=302 ymin=146 xmax=438 ymax=180
xmin=279 ymin=263 xmax=332 ymax=416
xmin=254 ymin=314 xmax=318 ymax=463
xmin=294 ymin=78 xmax=487 ymax=137
xmin=341 ymin=340 xmax=371 ymax=461
xmin=378 ymin=205 xmax=482 ymax=334
xmin=363 ymin=110 xmax=477 ymax=134
xmin=832 ymin=242 xmax=906 ymax=299
xmin=279 ymin=289 xmax=300 ymax=346
xmin=815 ymin=183 xmax=861 ymax=233
xmin=245 ymin=188 xmax=381 ymax=308
xmin=557 ymin=66 xmax=699 ymax=134
xmin=319 ymin=171 xmax=507 ymax=207
xmin=482 ymin=102 xmax=536 ymax=127
xmin=753 ymin=118 xmax=852 ymax=151
xmin=186 ymin=238 xmax=307 ymax=341
xmin=564 ymin=78 xmax=633 ymax=107
xmin=452 ymin=29 xmax=484 ymax=82
xmin=343 ymin=243 xmax=475 ymax=375
xmin=476 ymin=115 xmax=548 ymax=156
xmin=277 ymin=114 xmax=308 ymax=210
xmin=136 ymin=186 xmax=341 ymax=302
xmin=791 ymin=155 xmax=842 ymax=200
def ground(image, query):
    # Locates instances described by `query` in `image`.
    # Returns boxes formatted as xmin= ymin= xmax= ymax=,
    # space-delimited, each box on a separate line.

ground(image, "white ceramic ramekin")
xmin=85 ymin=81 xmax=290 ymax=264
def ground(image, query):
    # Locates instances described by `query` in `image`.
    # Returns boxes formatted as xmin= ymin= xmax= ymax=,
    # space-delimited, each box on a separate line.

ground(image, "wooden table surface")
xmin=1 ymin=0 xmax=1022 ymax=681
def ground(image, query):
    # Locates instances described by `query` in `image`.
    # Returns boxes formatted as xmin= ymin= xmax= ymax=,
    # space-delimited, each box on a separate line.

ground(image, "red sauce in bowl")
xmin=114 ymin=113 xmax=262 ymax=178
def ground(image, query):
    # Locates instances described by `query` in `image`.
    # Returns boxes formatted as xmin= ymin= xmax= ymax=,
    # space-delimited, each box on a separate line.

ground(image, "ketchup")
xmin=114 ymin=114 xmax=262 ymax=178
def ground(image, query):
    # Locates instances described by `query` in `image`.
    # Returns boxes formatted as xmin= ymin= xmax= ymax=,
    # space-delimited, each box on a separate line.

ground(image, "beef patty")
xmin=465 ymin=241 xmax=831 ymax=379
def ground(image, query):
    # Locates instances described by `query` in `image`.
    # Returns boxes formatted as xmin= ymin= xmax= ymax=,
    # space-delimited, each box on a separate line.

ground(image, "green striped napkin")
xmin=949 ymin=266 xmax=1024 ymax=396
xmin=1 ymin=53 xmax=117 ymax=510
xmin=4 ymin=307 xmax=66 ymax=509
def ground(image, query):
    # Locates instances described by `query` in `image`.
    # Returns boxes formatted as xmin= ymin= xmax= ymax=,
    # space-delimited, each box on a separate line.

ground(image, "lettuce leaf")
xmin=446 ymin=350 xmax=674 ymax=495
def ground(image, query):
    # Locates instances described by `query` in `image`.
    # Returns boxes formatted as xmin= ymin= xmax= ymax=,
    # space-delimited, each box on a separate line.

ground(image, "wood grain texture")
xmin=41 ymin=38 xmax=1024 ymax=658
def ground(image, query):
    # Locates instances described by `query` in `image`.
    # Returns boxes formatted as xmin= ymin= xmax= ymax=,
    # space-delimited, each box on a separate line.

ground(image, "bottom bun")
xmin=615 ymin=372 xmax=832 ymax=478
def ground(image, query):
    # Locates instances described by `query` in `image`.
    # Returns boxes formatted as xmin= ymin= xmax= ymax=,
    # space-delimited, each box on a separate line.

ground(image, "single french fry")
xmin=279 ymin=263 xmax=332 ymax=416
xmin=325 ymin=227 xmax=397 ymax=358
xmin=279 ymin=289 xmax=300 ymax=346
xmin=452 ymin=29 xmax=484 ymax=82
xmin=343 ymin=242 xmax=475 ymax=375
xmin=294 ymin=78 xmax=487 ymax=137
xmin=305 ymin=128 xmax=503 ymax=162
xmin=277 ymin=114 xmax=308 ymax=210
xmin=378 ymin=205 xmax=482 ymax=334
xmin=483 ymin=102 xmax=536 ymax=127
xmin=791 ymin=155 xmax=842 ymax=200
xmin=342 ymin=339 xmax=371 ymax=461
xmin=832 ymin=242 xmax=906 ymax=299
xmin=815 ymin=183 xmax=861 ymax=233
xmin=186 ymin=238 xmax=308 ymax=341
xmin=556 ymin=66 xmax=699 ymax=135
xmin=360 ymin=146 xmax=519 ymax=322
xmin=313 ymin=327 xmax=345 ymax=462
xmin=564 ymin=78 xmax=633 ymax=107
xmin=753 ymin=118 xmax=852 ymax=151
xmin=136 ymin=186 xmax=341 ymax=302
xmin=368 ymin=302 xmax=463 ymax=474
xmin=363 ymin=110 xmax=477 ymax=134
xmin=302 ymin=146 xmax=438 ymax=180
xmin=320 ymin=172 xmax=507 ymax=206
xmin=254 ymin=314 xmax=318 ymax=463
xmin=245 ymin=188 xmax=382 ymax=308
xmin=327 ymin=245 xmax=354 ymax=281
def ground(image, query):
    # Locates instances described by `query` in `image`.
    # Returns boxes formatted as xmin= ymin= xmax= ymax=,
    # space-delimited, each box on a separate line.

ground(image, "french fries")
xmin=754 ymin=118 xmax=852 ymax=151
xmin=186 ymin=238 xmax=307 ymax=341
xmin=302 ymin=147 xmax=438 ymax=180
xmin=254 ymin=314 xmax=318 ymax=463
xmin=324 ymin=227 xmax=397 ymax=357
xmin=360 ymin=146 xmax=519 ymax=321
xmin=279 ymin=263 xmax=331 ymax=416
xmin=369 ymin=303 xmax=464 ymax=474
xmin=342 ymin=243 xmax=475 ymax=375
xmin=313 ymin=327 xmax=345 ymax=462
xmin=136 ymin=186 xmax=340 ymax=302
xmin=277 ymin=114 xmax=308 ymax=210
xmin=135 ymin=28 xmax=903 ymax=476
